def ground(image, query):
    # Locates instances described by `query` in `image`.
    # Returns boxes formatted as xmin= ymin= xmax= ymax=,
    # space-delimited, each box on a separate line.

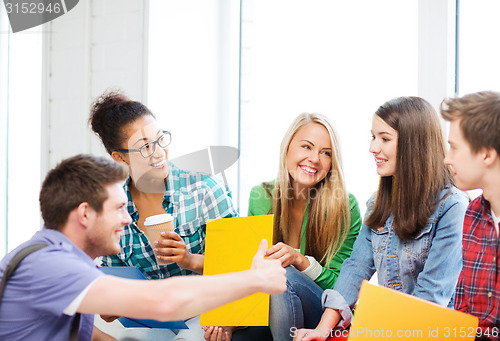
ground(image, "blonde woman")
xmin=295 ymin=97 xmax=468 ymax=341
xmin=249 ymin=113 xmax=362 ymax=341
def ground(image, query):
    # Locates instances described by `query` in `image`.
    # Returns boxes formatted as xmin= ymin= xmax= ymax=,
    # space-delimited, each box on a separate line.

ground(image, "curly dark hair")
xmin=89 ymin=90 xmax=155 ymax=154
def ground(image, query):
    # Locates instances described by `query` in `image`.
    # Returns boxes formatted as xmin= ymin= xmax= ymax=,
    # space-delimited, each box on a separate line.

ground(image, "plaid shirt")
xmin=455 ymin=196 xmax=499 ymax=339
xmin=100 ymin=162 xmax=237 ymax=279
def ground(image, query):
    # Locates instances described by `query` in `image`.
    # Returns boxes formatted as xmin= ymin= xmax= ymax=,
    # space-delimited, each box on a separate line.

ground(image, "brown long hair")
xmin=272 ymin=113 xmax=351 ymax=265
xmin=365 ymin=97 xmax=453 ymax=240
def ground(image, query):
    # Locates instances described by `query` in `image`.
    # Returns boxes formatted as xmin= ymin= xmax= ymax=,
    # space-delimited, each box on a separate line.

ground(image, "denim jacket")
xmin=322 ymin=186 xmax=469 ymax=328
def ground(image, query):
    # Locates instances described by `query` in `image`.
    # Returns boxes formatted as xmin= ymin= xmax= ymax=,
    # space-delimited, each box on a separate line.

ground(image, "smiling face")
xmin=85 ymin=182 xmax=132 ymax=258
xmin=286 ymin=122 xmax=332 ymax=192
xmin=119 ymin=115 xmax=169 ymax=184
xmin=444 ymin=119 xmax=486 ymax=191
xmin=370 ymin=114 xmax=398 ymax=177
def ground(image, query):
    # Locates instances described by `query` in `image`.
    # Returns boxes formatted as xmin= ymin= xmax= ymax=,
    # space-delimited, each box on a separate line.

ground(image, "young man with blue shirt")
xmin=0 ymin=154 xmax=286 ymax=341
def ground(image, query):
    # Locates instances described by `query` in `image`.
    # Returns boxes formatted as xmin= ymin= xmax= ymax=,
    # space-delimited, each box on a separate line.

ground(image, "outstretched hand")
xmin=201 ymin=240 xmax=286 ymax=341
xmin=251 ymin=239 xmax=287 ymax=295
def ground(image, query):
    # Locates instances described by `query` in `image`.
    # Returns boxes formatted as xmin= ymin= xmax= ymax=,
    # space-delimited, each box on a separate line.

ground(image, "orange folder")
xmin=347 ymin=281 xmax=478 ymax=340
xmin=200 ymin=215 xmax=273 ymax=326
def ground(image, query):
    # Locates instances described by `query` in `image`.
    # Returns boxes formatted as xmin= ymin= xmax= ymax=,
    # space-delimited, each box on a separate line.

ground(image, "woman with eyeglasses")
xmin=89 ymin=91 xmax=237 ymax=340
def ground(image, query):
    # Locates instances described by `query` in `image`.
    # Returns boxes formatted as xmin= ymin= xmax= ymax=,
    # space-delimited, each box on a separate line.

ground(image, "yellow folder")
xmin=348 ymin=281 xmax=478 ymax=340
xmin=200 ymin=215 xmax=273 ymax=326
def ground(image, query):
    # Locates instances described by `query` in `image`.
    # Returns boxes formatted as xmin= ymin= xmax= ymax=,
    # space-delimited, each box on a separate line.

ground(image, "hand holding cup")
xmin=144 ymin=214 xmax=175 ymax=265
xmin=154 ymin=230 xmax=195 ymax=269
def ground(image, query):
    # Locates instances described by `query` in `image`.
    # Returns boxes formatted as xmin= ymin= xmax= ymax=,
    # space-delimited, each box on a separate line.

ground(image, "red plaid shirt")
xmin=455 ymin=196 xmax=499 ymax=340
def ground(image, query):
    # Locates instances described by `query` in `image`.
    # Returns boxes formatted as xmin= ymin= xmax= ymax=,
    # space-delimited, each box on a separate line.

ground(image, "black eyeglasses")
xmin=117 ymin=131 xmax=171 ymax=158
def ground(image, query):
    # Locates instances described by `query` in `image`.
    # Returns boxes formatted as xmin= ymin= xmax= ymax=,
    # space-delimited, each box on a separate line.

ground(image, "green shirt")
xmin=247 ymin=180 xmax=362 ymax=290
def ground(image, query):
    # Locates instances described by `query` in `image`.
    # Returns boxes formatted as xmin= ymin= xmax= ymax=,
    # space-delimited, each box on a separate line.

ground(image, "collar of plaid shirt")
xmin=124 ymin=166 xmax=178 ymax=220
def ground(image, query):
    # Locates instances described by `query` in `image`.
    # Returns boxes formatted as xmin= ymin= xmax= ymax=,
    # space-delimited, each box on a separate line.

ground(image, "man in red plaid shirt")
xmin=441 ymin=91 xmax=500 ymax=341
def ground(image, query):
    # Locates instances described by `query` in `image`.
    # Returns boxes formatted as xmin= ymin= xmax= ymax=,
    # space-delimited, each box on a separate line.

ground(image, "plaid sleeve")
xmin=454 ymin=270 xmax=468 ymax=312
xmin=100 ymin=254 xmax=126 ymax=267
xmin=457 ymin=197 xmax=500 ymax=328
xmin=202 ymin=176 xmax=238 ymax=220
xmin=454 ymin=209 xmax=469 ymax=313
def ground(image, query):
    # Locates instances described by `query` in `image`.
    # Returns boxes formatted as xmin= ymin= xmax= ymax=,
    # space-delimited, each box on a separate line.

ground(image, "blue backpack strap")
xmin=0 ymin=243 xmax=81 ymax=340
xmin=0 ymin=243 xmax=48 ymax=299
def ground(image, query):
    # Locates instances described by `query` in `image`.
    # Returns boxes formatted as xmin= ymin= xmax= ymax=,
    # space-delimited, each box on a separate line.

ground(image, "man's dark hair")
xmin=39 ymin=154 xmax=128 ymax=230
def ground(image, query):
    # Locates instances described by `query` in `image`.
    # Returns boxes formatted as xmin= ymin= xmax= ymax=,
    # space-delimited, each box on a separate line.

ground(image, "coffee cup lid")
xmin=144 ymin=213 xmax=174 ymax=226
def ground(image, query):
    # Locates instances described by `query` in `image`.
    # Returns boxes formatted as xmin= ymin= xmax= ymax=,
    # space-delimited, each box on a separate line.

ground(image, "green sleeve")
xmin=247 ymin=181 xmax=274 ymax=216
xmin=313 ymin=193 xmax=362 ymax=290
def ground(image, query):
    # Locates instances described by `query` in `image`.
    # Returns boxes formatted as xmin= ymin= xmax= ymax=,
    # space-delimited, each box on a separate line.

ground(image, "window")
xmin=456 ymin=0 xmax=500 ymax=200
xmin=0 ymin=8 xmax=42 ymax=254
xmin=148 ymin=0 xmax=240 ymax=207
xmin=238 ymin=0 xmax=419 ymax=215
xmin=458 ymin=0 xmax=500 ymax=94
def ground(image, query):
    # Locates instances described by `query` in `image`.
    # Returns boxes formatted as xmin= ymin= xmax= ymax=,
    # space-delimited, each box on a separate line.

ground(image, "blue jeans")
xmin=269 ymin=266 xmax=324 ymax=341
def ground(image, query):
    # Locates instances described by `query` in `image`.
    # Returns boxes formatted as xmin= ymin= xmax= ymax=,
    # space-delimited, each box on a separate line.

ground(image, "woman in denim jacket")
xmin=295 ymin=96 xmax=469 ymax=341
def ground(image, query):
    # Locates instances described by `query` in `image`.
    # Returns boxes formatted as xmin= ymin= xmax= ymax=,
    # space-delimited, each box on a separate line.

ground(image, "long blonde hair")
xmin=272 ymin=113 xmax=351 ymax=265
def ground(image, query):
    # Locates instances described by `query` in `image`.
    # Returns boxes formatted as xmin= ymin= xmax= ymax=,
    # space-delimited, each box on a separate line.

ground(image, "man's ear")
xmin=483 ymin=147 xmax=498 ymax=167
xmin=111 ymin=151 xmax=128 ymax=165
xmin=76 ymin=202 xmax=94 ymax=228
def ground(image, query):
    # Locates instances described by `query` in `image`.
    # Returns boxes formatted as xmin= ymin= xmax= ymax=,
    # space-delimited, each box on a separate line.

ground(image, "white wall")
xmin=42 ymin=0 xmax=149 ymax=176
xmin=0 ymin=9 xmax=9 ymax=256
xmin=1 ymin=0 xmax=460 ymax=254
xmin=147 ymin=0 xmax=240 ymax=210
xmin=418 ymin=0 xmax=456 ymax=112
xmin=238 ymin=0 xmax=458 ymax=216
xmin=0 ymin=0 xmax=149 ymax=253
xmin=458 ymin=0 xmax=500 ymax=94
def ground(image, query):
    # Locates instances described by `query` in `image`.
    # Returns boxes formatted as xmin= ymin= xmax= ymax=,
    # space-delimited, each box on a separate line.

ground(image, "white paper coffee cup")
xmin=144 ymin=214 xmax=174 ymax=265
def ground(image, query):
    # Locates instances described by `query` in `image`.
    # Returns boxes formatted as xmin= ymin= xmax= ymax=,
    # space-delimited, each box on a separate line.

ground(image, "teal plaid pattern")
xmin=100 ymin=162 xmax=237 ymax=279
